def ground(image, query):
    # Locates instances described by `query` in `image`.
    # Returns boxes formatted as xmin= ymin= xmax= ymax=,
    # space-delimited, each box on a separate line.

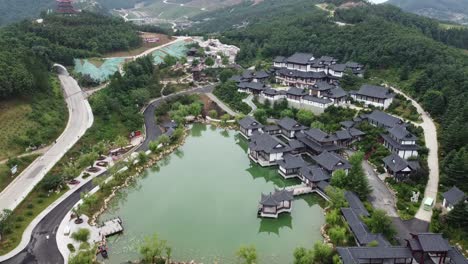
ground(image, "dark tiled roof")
xmin=277 ymin=154 xmax=306 ymax=170
xmin=165 ymin=127 xmax=175 ymax=137
xmin=278 ymin=68 xmax=327 ymax=79
xmin=277 ymin=117 xmax=306 ymax=131
xmin=287 ymin=87 xmax=307 ymax=96
xmin=249 ymin=133 xmax=291 ymax=154
xmin=299 ymin=165 xmax=330 ymax=182
xmin=304 ymin=128 xmax=337 ymax=143
xmin=326 ymin=87 xmax=348 ymax=98
xmin=296 ymin=132 xmax=342 ymax=153
xmin=313 ymin=151 xmax=351 ymax=172
xmin=260 ymin=189 xmax=294 ymax=206
xmin=238 ymin=81 xmax=266 ymax=91
xmin=238 ymin=116 xmax=264 ymax=130
xmin=263 ymin=88 xmax=280 ymax=96
xmin=340 ymin=120 xmax=355 ymax=129
xmin=341 ymin=208 xmax=387 ymax=246
xmin=303 ymin=95 xmax=333 ymax=105
xmin=264 ymin=125 xmax=280 ymax=132
xmin=253 ymin=70 xmax=270 ymax=79
xmin=273 ymin=56 xmax=286 ymax=63
xmin=286 ymin=52 xmax=315 ymax=64
xmin=317 ymin=181 xmax=330 ymax=193
xmin=229 ymin=75 xmax=243 ymax=83
xmin=381 ymin=133 xmax=420 ymax=151
xmin=345 ymin=61 xmax=363 ymax=69
xmin=357 ymin=84 xmax=394 ymax=99
xmin=448 ymin=247 xmax=468 ymax=264
xmin=331 ymin=63 xmax=346 ymax=72
xmin=409 ymin=233 xmax=451 ymax=252
xmin=335 ymin=130 xmax=352 ymax=140
xmin=349 ymin=127 xmax=365 ymax=137
xmin=312 ymin=81 xmax=335 ymax=91
xmin=288 ymin=139 xmax=305 ymax=150
xmin=344 ymin=191 xmax=369 ymax=217
xmin=383 ymin=153 xmax=413 ymax=172
xmin=442 ymin=186 xmax=465 ymax=206
xmin=363 ymin=110 xmax=403 ymax=128
xmin=387 ymin=125 xmax=418 ymax=141
xmin=337 ymin=247 xmax=413 ymax=264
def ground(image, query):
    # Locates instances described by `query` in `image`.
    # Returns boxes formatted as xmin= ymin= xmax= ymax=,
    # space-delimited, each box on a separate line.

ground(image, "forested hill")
xmin=0 ymin=0 xmax=146 ymax=26
xmin=189 ymin=0 xmax=468 ymax=200
xmin=0 ymin=12 xmax=141 ymax=98
xmin=386 ymin=0 xmax=468 ymax=25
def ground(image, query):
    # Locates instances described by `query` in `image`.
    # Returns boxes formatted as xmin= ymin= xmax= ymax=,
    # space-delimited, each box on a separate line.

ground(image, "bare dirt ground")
xmin=103 ymin=33 xmax=174 ymax=58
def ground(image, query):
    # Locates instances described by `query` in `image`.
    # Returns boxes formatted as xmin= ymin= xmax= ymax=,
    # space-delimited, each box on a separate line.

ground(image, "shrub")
xmin=67 ymin=243 xmax=75 ymax=252
xmin=26 ymin=203 xmax=34 ymax=209
xmin=25 ymin=211 xmax=33 ymax=216
xmin=71 ymin=228 xmax=90 ymax=243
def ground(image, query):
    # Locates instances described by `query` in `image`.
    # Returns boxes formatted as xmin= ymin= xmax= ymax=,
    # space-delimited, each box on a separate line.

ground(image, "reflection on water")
xmin=99 ymin=124 xmax=324 ymax=264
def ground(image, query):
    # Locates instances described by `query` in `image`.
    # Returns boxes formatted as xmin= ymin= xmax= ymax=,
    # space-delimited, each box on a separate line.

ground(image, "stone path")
xmin=242 ymin=94 xmax=257 ymax=115
xmin=206 ymin=92 xmax=238 ymax=116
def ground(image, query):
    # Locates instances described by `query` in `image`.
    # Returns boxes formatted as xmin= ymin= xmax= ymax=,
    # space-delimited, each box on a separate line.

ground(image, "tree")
xmin=71 ymin=228 xmax=90 ymax=243
xmin=68 ymin=247 xmax=96 ymax=264
xmin=348 ymin=152 xmax=371 ymax=200
xmin=280 ymin=109 xmax=295 ymax=118
xmin=139 ymin=233 xmax=168 ymax=264
xmin=92 ymin=141 xmax=108 ymax=157
xmin=63 ymin=162 xmax=81 ymax=181
xmin=208 ymin=109 xmax=218 ymax=119
xmin=325 ymin=209 xmax=342 ymax=226
xmin=328 ymin=226 xmax=347 ymax=245
xmin=253 ymin=109 xmax=267 ymax=124
xmin=296 ymin=109 xmax=314 ymax=126
xmin=312 ymin=242 xmax=333 ymax=264
xmin=131 ymin=88 xmax=150 ymax=106
xmin=149 ymin=140 xmax=159 ymax=152
xmin=331 ymin=169 xmax=347 ymax=189
xmin=172 ymin=128 xmax=184 ymax=142
xmin=219 ymin=69 xmax=234 ymax=83
xmin=115 ymin=135 xmax=128 ymax=150
xmin=78 ymin=152 xmax=99 ymax=169
xmin=0 ymin=209 xmax=13 ymax=237
xmin=205 ymin=57 xmax=215 ymax=66
xmin=221 ymin=113 xmax=231 ymax=126
xmin=364 ymin=209 xmax=396 ymax=240
xmin=40 ymin=173 xmax=63 ymax=191
xmin=293 ymin=247 xmax=314 ymax=264
xmin=446 ymin=202 xmax=468 ymax=228
xmin=325 ymin=186 xmax=348 ymax=210
xmin=236 ymin=245 xmax=257 ymax=264
xmin=188 ymin=102 xmax=202 ymax=116
xmin=157 ymin=135 xmax=170 ymax=146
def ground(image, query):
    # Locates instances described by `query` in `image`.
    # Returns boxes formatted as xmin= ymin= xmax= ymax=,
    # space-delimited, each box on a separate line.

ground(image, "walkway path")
xmin=206 ymin=93 xmax=238 ymax=116
xmin=242 ymin=94 xmax=257 ymax=115
xmin=384 ymin=84 xmax=439 ymax=222
xmin=0 ymin=65 xmax=94 ymax=212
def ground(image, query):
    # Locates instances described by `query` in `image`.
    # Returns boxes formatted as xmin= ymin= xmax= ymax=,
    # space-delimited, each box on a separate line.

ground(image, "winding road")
xmin=385 ymin=84 xmax=439 ymax=222
xmin=0 ymin=65 xmax=93 ymax=212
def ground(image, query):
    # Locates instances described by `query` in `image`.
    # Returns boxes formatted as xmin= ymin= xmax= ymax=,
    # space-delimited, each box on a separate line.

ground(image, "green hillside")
xmin=386 ymin=0 xmax=468 ymax=25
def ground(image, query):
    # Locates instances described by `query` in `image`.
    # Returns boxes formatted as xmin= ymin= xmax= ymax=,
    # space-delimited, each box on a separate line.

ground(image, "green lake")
xmin=100 ymin=124 xmax=325 ymax=264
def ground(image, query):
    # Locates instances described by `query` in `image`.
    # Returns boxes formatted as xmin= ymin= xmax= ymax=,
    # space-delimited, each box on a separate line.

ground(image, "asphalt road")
xmin=136 ymin=85 xmax=214 ymax=152
xmin=0 ymin=65 xmax=93 ymax=212
xmin=2 ymin=181 xmax=96 ymax=264
xmin=2 ymin=85 xmax=215 ymax=264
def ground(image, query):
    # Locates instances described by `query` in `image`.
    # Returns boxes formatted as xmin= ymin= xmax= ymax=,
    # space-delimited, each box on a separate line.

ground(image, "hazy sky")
xmin=367 ymin=0 xmax=388 ymax=3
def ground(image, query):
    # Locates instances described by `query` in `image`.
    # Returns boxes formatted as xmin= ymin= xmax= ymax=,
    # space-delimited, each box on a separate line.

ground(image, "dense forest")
xmin=190 ymin=0 xmax=468 ymax=242
xmin=387 ymin=0 xmax=468 ymax=25
xmin=0 ymin=12 xmax=141 ymax=98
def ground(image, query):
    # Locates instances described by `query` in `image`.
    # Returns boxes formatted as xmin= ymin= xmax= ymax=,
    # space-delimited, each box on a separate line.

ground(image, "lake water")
xmin=100 ymin=124 xmax=325 ymax=263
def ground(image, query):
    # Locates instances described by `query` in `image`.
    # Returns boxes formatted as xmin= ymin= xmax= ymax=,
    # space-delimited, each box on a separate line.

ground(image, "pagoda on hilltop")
xmin=56 ymin=0 xmax=77 ymax=14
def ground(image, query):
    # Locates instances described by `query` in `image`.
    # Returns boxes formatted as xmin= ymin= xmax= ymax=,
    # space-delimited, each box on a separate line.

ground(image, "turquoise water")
xmin=100 ymin=124 xmax=325 ymax=264
xmin=151 ymin=40 xmax=190 ymax=64
xmin=74 ymin=58 xmax=125 ymax=82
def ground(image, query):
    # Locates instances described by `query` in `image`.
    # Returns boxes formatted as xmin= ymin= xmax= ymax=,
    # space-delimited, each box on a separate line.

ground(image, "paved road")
xmin=0 ymin=65 xmax=93 ymax=212
xmin=385 ymin=84 xmax=439 ymax=222
xmin=242 ymin=94 xmax=257 ymax=115
xmin=2 ymin=84 xmax=215 ymax=264
xmin=2 ymin=178 xmax=99 ymax=264
xmin=137 ymin=85 xmax=214 ymax=152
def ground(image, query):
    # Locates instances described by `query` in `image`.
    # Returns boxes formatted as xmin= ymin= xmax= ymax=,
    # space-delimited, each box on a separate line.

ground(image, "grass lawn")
xmin=0 ymin=155 xmax=39 ymax=193
xmin=0 ymin=187 xmax=67 ymax=255
xmin=0 ymin=76 xmax=67 ymax=161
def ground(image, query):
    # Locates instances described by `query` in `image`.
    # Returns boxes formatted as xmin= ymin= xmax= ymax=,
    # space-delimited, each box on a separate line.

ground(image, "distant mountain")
xmin=386 ymin=0 xmax=468 ymax=25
